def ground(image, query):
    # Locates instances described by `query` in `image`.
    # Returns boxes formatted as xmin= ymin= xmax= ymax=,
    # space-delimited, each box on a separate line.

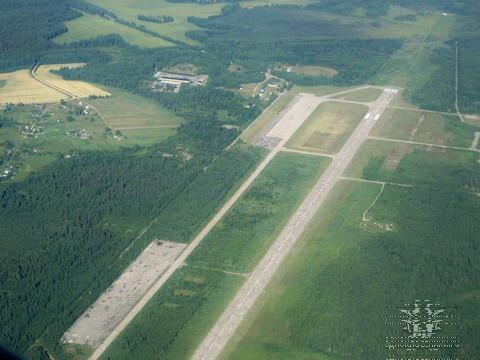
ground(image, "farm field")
xmin=0 ymin=69 xmax=67 ymax=105
xmin=286 ymin=101 xmax=368 ymax=154
xmin=87 ymin=0 xmax=224 ymax=44
xmin=102 ymin=152 xmax=330 ymax=359
xmin=36 ymin=64 xmax=111 ymax=98
xmin=224 ymin=144 xmax=480 ymax=359
xmin=87 ymin=87 xmax=182 ymax=128
xmin=332 ymin=87 xmax=382 ymax=102
xmin=85 ymin=0 xmax=316 ymax=45
xmin=55 ymin=12 xmax=171 ymax=47
xmin=372 ymin=108 xmax=480 ymax=147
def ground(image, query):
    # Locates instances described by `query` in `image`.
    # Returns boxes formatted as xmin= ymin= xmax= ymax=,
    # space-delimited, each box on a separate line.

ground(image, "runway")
xmin=193 ymin=88 xmax=398 ymax=360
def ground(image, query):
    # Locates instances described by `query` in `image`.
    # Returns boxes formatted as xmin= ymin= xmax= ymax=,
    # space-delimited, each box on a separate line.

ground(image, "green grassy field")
xmin=86 ymin=0 xmax=317 ymax=45
xmin=372 ymin=108 xmax=480 ymax=147
xmin=224 ymin=141 xmax=480 ymax=359
xmin=55 ymin=12 xmax=171 ymax=47
xmin=102 ymin=152 xmax=330 ymax=359
xmin=286 ymin=101 xmax=368 ymax=154
xmin=344 ymin=139 xmax=480 ymax=189
xmin=276 ymin=65 xmax=338 ymax=78
xmin=291 ymin=85 xmax=356 ymax=97
xmin=332 ymin=87 xmax=382 ymax=102
xmin=87 ymin=87 xmax=182 ymax=128
xmin=87 ymin=0 xmax=224 ymax=44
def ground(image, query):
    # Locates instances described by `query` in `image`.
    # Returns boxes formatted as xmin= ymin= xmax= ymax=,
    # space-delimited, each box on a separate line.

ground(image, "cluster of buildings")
xmin=150 ymin=71 xmax=208 ymax=93
xmin=20 ymin=125 xmax=44 ymax=138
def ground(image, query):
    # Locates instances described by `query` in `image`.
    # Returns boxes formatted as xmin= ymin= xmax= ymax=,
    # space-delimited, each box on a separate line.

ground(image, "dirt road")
xmin=193 ymin=88 xmax=398 ymax=360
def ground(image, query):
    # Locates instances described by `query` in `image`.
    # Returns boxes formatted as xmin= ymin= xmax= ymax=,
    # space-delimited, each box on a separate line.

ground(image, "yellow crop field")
xmin=0 ymin=70 xmax=67 ymax=105
xmin=36 ymin=64 xmax=111 ymax=98
xmin=0 ymin=64 xmax=110 ymax=105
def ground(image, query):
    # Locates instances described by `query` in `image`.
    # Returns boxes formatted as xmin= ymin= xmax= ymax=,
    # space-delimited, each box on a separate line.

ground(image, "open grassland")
xmin=332 ymin=87 xmax=382 ymax=102
xmin=86 ymin=87 xmax=182 ymax=128
xmin=224 ymin=168 xmax=480 ymax=359
xmin=372 ymin=108 xmax=480 ymax=147
xmin=86 ymin=0 xmax=315 ymax=45
xmin=55 ymin=12 xmax=171 ymax=47
xmin=286 ymin=101 xmax=368 ymax=154
xmin=276 ymin=65 xmax=337 ymax=78
xmin=371 ymin=11 xmax=458 ymax=111
xmin=344 ymin=139 xmax=480 ymax=189
xmin=36 ymin=64 xmax=111 ymax=98
xmin=102 ymin=152 xmax=330 ymax=359
xmin=0 ymin=70 xmax=67 ymax=105
xmin=241 ymin=93 xmax=295 ymax=144
xmin=291 ymin=84 xmax=355 ymax=97
xmin=87 ymin=0 xmax=223 ymax=44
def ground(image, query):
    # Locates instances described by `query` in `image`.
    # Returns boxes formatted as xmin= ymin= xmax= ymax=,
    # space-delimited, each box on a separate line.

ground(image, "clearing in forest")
xmin=62 ymin=240 xmax=186 ymax=349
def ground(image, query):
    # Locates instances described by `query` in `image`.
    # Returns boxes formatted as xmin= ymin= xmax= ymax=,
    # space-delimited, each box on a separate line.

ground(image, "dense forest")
xmin=1 ymin=0 xmax=479 ymax=358
xmin=0 ymin=0 xmax=81 ymax=71
xmin=187 ymin=5 xmax=402 ymax=86
xmin=0 ymin=128 xmax=261 ymax=358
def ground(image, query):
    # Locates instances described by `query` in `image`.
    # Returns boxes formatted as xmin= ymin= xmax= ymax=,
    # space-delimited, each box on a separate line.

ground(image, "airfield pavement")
xmin=193 ymin=88 xmax=399 ymax=360
xmin=86 ymin=85 xmax=394 ymax=360
xmin=62 ymin=240 xmax=186 ymax=348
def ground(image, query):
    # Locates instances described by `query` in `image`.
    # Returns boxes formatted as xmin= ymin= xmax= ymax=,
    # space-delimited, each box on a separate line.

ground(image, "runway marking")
xmin=193 ymin=88 xmax=399 ymax=360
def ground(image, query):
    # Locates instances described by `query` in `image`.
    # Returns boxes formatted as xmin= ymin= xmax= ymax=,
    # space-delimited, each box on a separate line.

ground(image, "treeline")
xmin=137 ymin=14 xmax=174 ymax=23
xmin=307 ymin=0 xmax=480 ymax=17
xmin=167 ymin=0 xmax=244 ymax=4
xmin=458 ymin=37 xmax=480 ymax=114
xmin=409 ymin=38 xmax=480 ymax=115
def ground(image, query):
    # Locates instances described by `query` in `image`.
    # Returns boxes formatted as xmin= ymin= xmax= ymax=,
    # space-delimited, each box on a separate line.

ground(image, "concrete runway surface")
xmin=193 ymin=88 xmax=398 ymax=360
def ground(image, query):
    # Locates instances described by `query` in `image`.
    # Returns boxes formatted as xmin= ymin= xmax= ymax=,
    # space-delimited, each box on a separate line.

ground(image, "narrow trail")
xmin=409 ymin=114 xmax=425 ymax=140
xmin=471 ymin=132 xmax=480 ymax=150
xmin=455 ymin=42 xmax=465 ymax=123
xmin=362 ymin=183 xmax=385 ymax=223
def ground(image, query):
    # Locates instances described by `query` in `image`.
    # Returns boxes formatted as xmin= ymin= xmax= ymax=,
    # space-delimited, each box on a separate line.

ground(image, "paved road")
xmin=87 ymin=93 xmax=322 ymax=360
xmin=31 ymin=64 xmax=77 ymax=99
xmin=193 ymin=88 xmax=398 ymax=360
